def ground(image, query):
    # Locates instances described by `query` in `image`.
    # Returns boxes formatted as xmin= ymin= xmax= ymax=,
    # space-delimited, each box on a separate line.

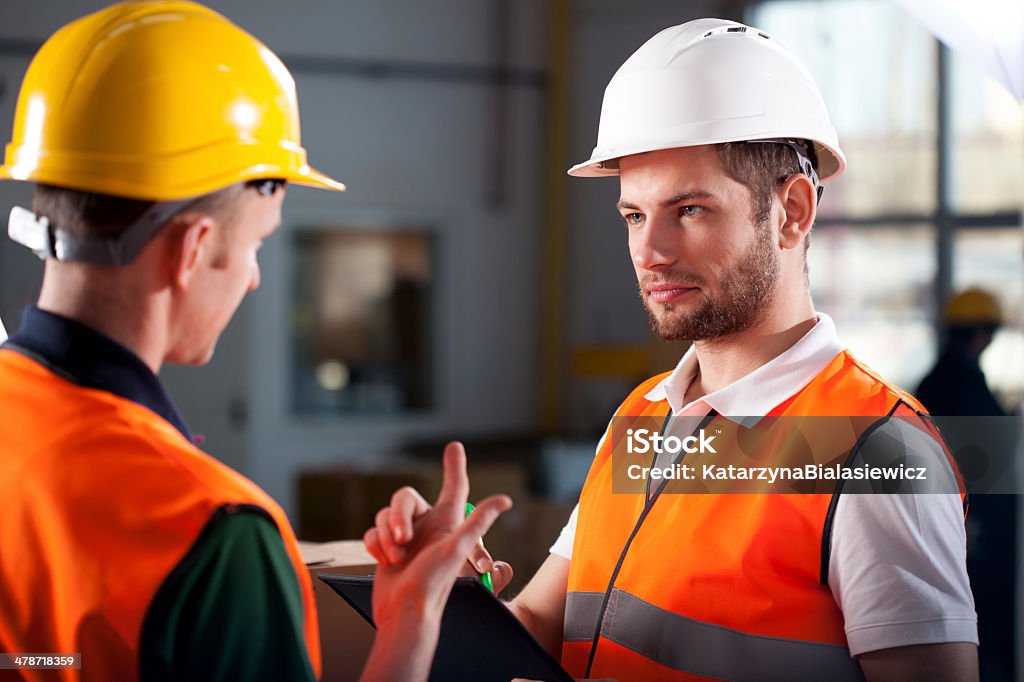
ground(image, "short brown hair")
xmin=715 ymin=141 xmax=811 ymax=229
xmin=32 ymin=183 xmax=246 ymax=240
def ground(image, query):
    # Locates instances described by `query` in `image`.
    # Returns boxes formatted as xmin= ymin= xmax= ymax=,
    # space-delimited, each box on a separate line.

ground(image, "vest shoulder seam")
xmin=839 ymin=352 xmax=928 ymax=413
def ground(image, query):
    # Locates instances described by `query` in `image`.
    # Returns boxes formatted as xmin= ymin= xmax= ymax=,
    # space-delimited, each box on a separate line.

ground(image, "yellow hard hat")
xmin=0 ymin=0 xmax=345 ymax=201
xmin=943 ymin=288 xmax=1003 ymax=327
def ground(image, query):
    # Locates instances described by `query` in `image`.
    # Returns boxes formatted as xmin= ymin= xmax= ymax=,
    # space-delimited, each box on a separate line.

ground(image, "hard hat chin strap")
xmin=746 ymin=138 xmax=824 ymax=204
xmin=8 ymin=179 xmax=285 ymax=265
xmin=8 ymin=198 xmax=198 ymax=266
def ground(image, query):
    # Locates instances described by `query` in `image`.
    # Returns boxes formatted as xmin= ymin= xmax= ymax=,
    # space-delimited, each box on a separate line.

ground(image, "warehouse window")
xmin=806 ymin=224 xmax=936 ymax=389
xmin=291 ymin=228 xmax=434 ymax=414
xmin=751 ymin=0 xmax=1023 ymax=399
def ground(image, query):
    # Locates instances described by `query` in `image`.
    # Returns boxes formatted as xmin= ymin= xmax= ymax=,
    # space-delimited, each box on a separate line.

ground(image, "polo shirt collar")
xmin=644 ymin=312 xmax=846 ymax=425
xmin=4 ymin=306 xmax=193 ymax=441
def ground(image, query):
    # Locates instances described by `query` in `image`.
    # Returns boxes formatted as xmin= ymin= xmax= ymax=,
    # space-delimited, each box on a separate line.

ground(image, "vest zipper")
xmin=583 ymin=409 xmax=719 ymax=678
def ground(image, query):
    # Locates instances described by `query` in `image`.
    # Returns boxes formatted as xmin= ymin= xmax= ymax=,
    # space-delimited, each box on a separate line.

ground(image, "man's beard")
xmin=639 ymin=222 xmax=780 ymax=341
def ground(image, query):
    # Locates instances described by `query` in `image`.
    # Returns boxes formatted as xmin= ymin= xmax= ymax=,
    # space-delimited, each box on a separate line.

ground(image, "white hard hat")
xmin=568 ymin=18 xmax=846 ymax=182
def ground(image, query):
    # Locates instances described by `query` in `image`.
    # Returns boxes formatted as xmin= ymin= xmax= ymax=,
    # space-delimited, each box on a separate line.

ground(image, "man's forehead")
xmin=617 ymin=145 xmax=736 ymax=204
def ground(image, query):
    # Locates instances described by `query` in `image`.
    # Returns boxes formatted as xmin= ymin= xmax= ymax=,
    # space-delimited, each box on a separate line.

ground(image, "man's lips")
xmin=646 ymin=283 xmax=700 ymax=304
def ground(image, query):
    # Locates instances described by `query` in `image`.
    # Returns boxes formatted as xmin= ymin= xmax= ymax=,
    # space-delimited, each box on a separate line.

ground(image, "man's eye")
xmin=681 ymin=205 xmax=704 ymax=218
xmin=623 ymin=212 xmax=643 ymax=225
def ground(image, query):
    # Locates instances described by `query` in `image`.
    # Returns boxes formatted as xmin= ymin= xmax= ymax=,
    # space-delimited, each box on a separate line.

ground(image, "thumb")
xmin=490 ymin=561 xmax=514 ymax=595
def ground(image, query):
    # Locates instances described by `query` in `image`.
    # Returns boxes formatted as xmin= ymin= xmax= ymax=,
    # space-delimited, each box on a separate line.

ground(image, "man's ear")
xmin=165 ymin=213 xmax=215 ymax=290
xmin=777 ymin=173 xmax=817 ymax=252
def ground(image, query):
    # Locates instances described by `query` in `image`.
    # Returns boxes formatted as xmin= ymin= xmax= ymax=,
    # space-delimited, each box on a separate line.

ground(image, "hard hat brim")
xmin=567 ymin=137 xmax=846 ymax=183
xmin=287 ymin=166 xmax=347 ymax=193
xmin=0 ymin=162 xmax=347 ymax=199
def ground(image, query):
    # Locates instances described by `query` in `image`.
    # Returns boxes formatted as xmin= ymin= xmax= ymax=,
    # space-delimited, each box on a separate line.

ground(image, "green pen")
xmin=464 ymin=502 xmax=494 ymax=592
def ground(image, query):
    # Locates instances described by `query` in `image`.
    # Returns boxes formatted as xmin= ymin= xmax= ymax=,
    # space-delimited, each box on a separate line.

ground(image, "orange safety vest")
xmin=563 ymin=350 xmax=966 ymax=681
xmin=0 ymin=349 xmax=321 ymax=681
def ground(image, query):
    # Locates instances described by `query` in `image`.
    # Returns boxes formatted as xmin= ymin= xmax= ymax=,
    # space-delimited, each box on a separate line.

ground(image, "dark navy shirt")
xmin=5 ymin=305 xmax=192 ymax=439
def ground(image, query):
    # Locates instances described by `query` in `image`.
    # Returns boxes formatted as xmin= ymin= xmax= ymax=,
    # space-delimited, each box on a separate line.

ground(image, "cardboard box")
xmin=299 ymin=469 xmax=428 ymax=542
xmin=300 ymin=540 xmax=376 ymax=682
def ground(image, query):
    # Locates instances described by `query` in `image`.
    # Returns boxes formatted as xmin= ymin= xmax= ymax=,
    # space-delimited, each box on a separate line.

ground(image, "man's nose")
xmin=631 ymin=216 xmax=679 ymax=272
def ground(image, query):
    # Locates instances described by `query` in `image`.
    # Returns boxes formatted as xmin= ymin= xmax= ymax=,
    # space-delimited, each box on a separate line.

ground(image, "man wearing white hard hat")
xmin=372 ymin=18 xmax=978 ymax=682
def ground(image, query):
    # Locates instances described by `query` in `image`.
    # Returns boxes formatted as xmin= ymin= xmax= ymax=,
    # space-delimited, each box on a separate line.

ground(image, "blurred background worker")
xmin=918 ymin=288 xmax=1007 ymax=417
xmin=917 ymin=287 xmax=1017 ymax=682
xmin=0 ymin=3 xmax=508 ymax=681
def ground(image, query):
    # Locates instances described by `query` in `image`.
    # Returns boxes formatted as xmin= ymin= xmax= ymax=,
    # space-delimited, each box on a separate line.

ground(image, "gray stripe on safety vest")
xmin=564 ymin=592 xmax=606 ymax=641
xmin=565 ymin=589 xmax=865 ymax=681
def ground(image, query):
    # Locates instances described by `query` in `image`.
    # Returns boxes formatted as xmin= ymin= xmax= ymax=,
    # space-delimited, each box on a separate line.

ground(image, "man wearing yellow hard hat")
xmin=0 ymin=3 xmax=510 ymax=680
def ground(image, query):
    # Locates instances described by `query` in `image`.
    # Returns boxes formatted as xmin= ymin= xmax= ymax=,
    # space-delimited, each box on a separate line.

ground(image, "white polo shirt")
xmin=550 ymin=313 xmax=978 ymax=656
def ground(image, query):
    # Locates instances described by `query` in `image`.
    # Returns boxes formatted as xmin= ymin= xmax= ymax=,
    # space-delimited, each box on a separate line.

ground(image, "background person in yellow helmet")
xmin=917 ymin=288 xmax=1007 ymax=418
xmin=0 ymin=3 xmax=509 ymax=681
xmin=371 ymin=17 xmax=978 ymax=682
xmin=916 ymin=287 xmax=1015 ymax=681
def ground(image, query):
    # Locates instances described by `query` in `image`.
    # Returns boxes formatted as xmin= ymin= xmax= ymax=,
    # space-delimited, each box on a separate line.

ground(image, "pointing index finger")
xmin=436 ymin=441 xmax=470 ymax=509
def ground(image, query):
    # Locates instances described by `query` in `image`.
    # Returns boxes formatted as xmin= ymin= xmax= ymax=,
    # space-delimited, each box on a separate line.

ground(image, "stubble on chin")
xmin=640 ymin=224 xmax=779 ymax=342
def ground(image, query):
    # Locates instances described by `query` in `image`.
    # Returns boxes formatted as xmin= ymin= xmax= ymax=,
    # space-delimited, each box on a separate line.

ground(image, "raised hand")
xmin=359 ymin=442 xmax=513 ymax=682
xmin=364 ymin=441 xmax=515 ymax=594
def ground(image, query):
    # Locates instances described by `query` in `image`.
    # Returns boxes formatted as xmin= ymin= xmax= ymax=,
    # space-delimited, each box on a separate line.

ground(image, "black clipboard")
xmin=317 ymin=573 xmax=573 ymax=682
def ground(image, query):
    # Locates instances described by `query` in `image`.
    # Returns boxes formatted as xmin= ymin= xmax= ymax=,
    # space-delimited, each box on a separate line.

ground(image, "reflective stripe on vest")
xmin=565 ymin=590 xmax=864 ymax=681
xmin=0 ymin=349 xmax=321 ymax=681
xmin=563 ymin=350 xmax=966 ymax=681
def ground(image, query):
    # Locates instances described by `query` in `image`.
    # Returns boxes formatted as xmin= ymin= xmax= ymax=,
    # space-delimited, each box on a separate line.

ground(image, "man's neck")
xmin=37 ymin=265 xmax=167 ymax=374
xmin=684 ymin=300 xmax=817 ymax=403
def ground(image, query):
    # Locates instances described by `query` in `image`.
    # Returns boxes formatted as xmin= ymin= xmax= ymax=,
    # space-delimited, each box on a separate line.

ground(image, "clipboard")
xmin=317 ymin=573 xmax=574 ymax=682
